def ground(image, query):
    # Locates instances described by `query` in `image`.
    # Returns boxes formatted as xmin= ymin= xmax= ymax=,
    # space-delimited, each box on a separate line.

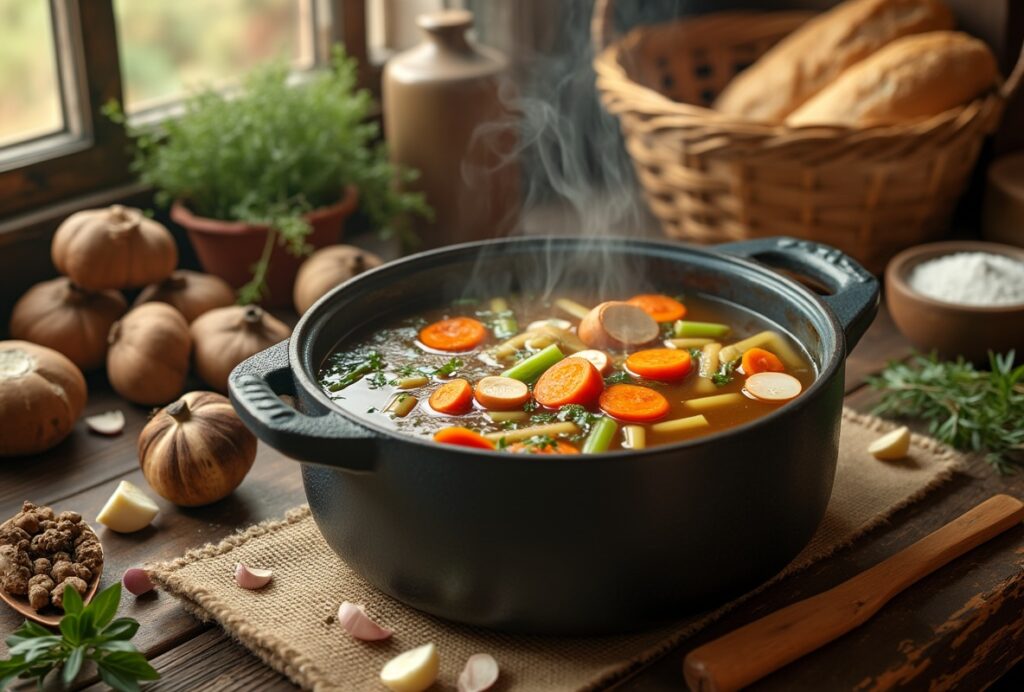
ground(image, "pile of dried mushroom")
xmin=0 ymin=502 xmax=103 ymax=611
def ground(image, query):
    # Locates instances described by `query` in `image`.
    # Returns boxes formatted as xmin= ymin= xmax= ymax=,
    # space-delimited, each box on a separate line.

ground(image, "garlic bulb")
xmin=138 ymin=391 xmax=257 ymax=506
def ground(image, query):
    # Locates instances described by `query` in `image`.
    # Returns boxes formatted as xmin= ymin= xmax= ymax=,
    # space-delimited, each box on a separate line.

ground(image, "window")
xmin=113 ymin=0 xmax=319 ymax=115
xmin=0 ymin=1 xmax=63 ymax=147
xmin=0 ymin=0 xmax=359 ymax=221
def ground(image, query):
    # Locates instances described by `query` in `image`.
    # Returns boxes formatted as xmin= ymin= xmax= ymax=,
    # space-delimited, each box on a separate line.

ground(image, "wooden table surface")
xmin=2 ymin=302 xmax=1023 ymax=691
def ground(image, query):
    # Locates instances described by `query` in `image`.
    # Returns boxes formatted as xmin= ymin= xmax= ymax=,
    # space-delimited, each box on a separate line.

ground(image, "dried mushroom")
xmin=0 ymin=501 xmax=103 ymax=611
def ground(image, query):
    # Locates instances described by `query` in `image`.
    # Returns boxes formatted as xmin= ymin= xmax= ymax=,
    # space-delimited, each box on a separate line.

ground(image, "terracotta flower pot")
xmin=171 ymin=185 xmax=359 ymax=307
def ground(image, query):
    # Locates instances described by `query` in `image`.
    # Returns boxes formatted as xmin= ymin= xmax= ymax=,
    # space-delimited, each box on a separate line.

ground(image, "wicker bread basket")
xmin=592 ymin=1 xmax=1024 ymax=273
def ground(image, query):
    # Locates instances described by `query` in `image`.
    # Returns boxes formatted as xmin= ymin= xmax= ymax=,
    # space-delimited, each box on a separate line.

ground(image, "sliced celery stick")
xmin=582 ymin=417 xmax=618 ymax=454
xmin=501 ymin=344 xmax=564 ymax=383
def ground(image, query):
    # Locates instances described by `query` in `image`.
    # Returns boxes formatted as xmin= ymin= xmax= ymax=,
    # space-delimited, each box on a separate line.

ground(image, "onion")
xmin=122 ymin=567 xmax=155 ymax=596
xmin=234 ymin=563 xmax=273 ymax=590
xmin=85 ymin=410 xmax=125 ymax=435
xmin=458 ymin=653 xmax=499 ymax=692
xmin=337 ymin=601 xmax=393 ymax=641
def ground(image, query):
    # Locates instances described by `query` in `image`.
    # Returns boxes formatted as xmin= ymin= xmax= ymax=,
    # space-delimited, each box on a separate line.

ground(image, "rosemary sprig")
xmin=868 ymin=351 xmax=1024 ymax=473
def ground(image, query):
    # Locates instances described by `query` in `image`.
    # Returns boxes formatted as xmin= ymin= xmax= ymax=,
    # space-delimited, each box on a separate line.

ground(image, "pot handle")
xmin=718 ymin=237 xmax=879 ymax=353
xmin=228 ymin=339 xmax=378 ymax=472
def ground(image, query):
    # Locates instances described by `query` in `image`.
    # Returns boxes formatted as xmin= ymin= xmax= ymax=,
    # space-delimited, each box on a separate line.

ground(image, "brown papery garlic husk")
xmin=293 ymin=245 xmax=383 ymax=315
xmin=0 ymin=341 xmax=87 ymax=457
xmin=9 ymin=277 xmax=127 ymax=370
xmin=107 ymin=303 xmax=191 ymax=406
xmin=134 ymin=270 xmax=235 ymax=323
xmin=190 ymin=305 xmax=290 ymax=393
xmin=138 ymin=391 xmax=257 ymax=506
xmin=51 ymin=205 xmax=177 ymax=291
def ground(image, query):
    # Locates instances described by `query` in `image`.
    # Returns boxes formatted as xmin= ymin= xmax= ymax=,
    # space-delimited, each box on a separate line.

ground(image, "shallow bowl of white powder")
xmin=885 ymin=241 xmax=1024 ymax=362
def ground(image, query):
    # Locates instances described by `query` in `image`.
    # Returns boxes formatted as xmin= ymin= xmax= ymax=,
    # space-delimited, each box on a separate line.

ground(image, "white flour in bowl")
xmin=907 ymin=252 xmax=1024 ymax=306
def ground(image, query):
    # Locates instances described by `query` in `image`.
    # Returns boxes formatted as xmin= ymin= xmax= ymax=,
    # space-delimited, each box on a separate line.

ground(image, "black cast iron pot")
xmin=229 ymin=236 xmax=878 ymax=634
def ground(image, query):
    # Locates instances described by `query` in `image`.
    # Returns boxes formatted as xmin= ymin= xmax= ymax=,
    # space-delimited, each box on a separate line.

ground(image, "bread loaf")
xmin=786 ymin=31 xmax=999 ymax=127
xmin=713 ymin=0 xmax=954 ymax=122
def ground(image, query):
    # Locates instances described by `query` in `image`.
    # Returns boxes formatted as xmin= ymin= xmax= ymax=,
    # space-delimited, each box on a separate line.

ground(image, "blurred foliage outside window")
xmin=0 ymin=0 xmax=63 ymax=147
xmin=0 ymin=0 xmax=316 ymax=149
xmin=114 ymin=0 xmax=316 ymax=113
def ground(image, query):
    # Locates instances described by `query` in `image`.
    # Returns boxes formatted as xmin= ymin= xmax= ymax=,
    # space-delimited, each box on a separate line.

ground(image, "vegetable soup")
xmin=318 ymin=293 xmax=816 ymax=454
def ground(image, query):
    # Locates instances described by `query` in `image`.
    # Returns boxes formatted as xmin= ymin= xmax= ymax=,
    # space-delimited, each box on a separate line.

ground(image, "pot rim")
xmin=291 ymin=235 xmax=848 ymax=464
xmin=170 ymin=184 xmax=359 ymax=235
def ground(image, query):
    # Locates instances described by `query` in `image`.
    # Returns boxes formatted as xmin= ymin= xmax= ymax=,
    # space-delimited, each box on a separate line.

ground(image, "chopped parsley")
xmin=604 ymin=370 xmax=634 ymax=386
xmin=712 ymin=359 xmax=737 ymax=386
xmin=323 ymin=350 xmax=385 ymax=392
xmin=434 ymin=357 xmax=464 ymax=377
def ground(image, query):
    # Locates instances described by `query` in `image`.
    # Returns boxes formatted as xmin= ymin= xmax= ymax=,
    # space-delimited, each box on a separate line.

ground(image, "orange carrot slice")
xmin=627 ymin=294 xmax=686 ymax=323
xmin=533 ymin=357 xmax=604 ymax=408
xmin=744 ymin=372 xmax=802 ymax=402
xmin=626 ymin=348 xmax=693 ymax=381
xmin=474 ymin=376 xmax=531 ymax=410
xmin=741 ymin=347 xmax=785 ymax=374
xmin=419 ymin=317 xmax=487 ymax=352
xmin=434 ymin=426 xmax=495 ymax=450
xmin=428 ymin=378 xmax=474 ymax=415
xmin=599 ymin=384 xmax=670 ymax=422
xmin=505 ymin=439 xmax=580 ymax=454
xmin=573 ymin=349 xmax=612 ymax=375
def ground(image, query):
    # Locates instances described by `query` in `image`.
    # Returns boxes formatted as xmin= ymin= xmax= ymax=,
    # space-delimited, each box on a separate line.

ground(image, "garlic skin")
xmin=337 ymin=601 xmax=392 ymax=641
xmin=85 ymin=410 xmax=125 ymax=435
xmin=458 ymin=653 xmax=499 ymax=692
xmin=138 ymin=391 xmax=257 ymax=507
xmin=235 ymin=563 xmax=273 ymax=590
xmin=122 ymin=568 xmax=156 ymax=596
xmin=380 ymin=643 xmax=439 ymax=692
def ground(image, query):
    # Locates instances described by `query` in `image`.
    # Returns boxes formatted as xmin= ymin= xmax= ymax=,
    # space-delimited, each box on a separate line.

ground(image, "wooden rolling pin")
xmin=683 ymin=493 xmax=1024 ymax=692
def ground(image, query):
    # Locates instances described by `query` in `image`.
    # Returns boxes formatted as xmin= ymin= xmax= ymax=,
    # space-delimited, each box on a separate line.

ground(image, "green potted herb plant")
xmin=109 ymin=48 xmax=429 ymax=305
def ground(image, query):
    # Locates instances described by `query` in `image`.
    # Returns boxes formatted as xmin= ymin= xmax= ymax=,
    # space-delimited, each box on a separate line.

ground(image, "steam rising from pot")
xmin=457 ymin=1 xmax=659 ymax=302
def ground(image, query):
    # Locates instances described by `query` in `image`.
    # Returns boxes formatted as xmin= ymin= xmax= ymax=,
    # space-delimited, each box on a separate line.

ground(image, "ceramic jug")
xmin=383 ymin=10 xmax=521 ymax=248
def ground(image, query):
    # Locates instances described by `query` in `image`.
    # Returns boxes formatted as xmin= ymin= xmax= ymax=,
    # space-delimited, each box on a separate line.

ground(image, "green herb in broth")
xmin=324 ymin=350 xmax=385 ymax=392
xmin=712 ymin=360 xmax=737 ymax=387
xmin=433 ymin=357 xmax=464 ymax=378
xmin=604 ymin=371 xmax=634 ymax=386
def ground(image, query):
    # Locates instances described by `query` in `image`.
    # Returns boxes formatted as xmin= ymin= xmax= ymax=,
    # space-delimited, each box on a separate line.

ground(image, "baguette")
xmin=786 ymin=31 xmax=999 ymax=127
xmin=714 ymin=0 xmax=954 ymax=123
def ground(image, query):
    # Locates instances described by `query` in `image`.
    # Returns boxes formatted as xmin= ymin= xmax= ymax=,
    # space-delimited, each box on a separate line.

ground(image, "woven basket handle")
xmin=591 ymin=0 xmax=616 ymax=53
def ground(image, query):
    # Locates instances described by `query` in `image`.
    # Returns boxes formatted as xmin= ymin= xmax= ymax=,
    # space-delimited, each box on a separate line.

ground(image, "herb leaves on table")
xmin=869 ymin=351 xmax=1024 ymax=473
xmin=0 ymin=583 xmax=158 ymax=691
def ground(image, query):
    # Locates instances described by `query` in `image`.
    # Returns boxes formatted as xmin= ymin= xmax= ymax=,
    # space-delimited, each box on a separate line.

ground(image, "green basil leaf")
xmin=97 ymin=640 xmax=139 ymax=653
xmin=62 ymin=646 xmax=85 ymax=686
xmin=101 ymin=618 xmax=141 ymax=641
xmin=98 ymin=664 xmax=142 ymax=692
xmin=100 ymin=651 xmax=160 ymax=681
xmin=8 ymin=636 xmax=61 ymax=657
xmin=61 ymin=583 xmax=85 ymax=615
xmin=87 ymin=583 xmax=122 ymax=630
xmin=59 ymin=613 xmax=82 ymax=646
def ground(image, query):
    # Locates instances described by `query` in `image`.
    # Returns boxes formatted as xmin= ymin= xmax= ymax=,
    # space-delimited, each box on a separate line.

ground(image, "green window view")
xmin=113 ymin=0 xmax=316 ymax=113
xmin=0 ymin=0 xmax=63 ymax=147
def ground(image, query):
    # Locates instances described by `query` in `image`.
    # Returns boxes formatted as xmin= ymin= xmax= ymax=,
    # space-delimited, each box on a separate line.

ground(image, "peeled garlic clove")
xmin=122 ymin=567 xmax=155 ymax=596
xmin=380 ymin=642 xmax=439 ymax=692
xmin=869 ymin=426 xmax=911 ymax=461
xmin=85 ymin=410 xmax=126 ymax=435
xmin=458 ymin=653 xmax=499 ymax=692
xmin=235 ymin=563 xmax=273 ymax=590
xmin=96 ymin=480 xmax=159 ymax=533
xmin=338 ymin=601 xmax=392 ymax=641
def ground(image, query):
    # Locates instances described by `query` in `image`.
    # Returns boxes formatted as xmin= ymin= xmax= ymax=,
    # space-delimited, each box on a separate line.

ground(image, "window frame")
xmin=0 ymin=0 xmax=130 ymax=218
xmin=0 ymin=0 xmax=368 ymax=221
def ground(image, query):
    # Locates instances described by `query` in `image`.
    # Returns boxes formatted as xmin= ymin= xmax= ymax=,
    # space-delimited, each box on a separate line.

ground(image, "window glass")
xmin=113 ymin=0 xmax=316 ymax=114
xmin=0 ymin=0 xmax=64 ymax=147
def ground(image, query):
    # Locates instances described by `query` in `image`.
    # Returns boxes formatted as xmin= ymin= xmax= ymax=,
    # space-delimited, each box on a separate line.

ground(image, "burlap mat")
xmin=149 ymin=409 xmax=963 ymax=691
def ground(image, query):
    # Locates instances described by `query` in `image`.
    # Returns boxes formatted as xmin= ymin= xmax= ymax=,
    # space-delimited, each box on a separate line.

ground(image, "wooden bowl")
xmin=885 ymin=241 xmax=1024 ymax=363
xmin=0 ymin=516 xmax=104 ymax=627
